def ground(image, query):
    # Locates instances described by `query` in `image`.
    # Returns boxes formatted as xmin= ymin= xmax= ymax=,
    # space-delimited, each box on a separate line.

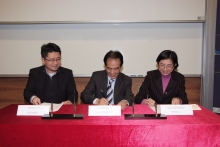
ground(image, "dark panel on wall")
xmin=214 ymin=0 xmax=220 ymax=107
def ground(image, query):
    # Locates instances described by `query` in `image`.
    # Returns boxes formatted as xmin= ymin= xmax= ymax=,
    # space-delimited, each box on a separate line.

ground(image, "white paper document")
xmin=88 ymin=105 xmax=121 ymax=116
xmin=191 ymin=104 xmax=201 ymax=110
xmin=40 ymin=102 xmax=63 ymax=112
xmin=17 ymin=105 xmax=50 ymax=116
xmin=160 ymin=105 xmax=193 ymax=115
xmin=150 ymin=104 xmax=200 ymax=114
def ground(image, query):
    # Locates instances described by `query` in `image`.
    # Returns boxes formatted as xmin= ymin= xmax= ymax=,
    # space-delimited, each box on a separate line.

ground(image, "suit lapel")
xmin=113 ymin=73 xmax=122 ymax=103
xmin=101 ymin=71 xmax=108 ymax=97
xmin=38 ymin=66 xmax=48 ymax=101
xmin=154 ymin=70 xmax=163 ymax=97
xmin=55 ymin=68 xmax=63 ymax=97
xmin=165 ymin=71 xmax=177 ymax=94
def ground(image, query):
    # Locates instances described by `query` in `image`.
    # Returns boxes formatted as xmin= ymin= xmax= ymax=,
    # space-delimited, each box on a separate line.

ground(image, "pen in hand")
xmin=146 ymin=90 xmax=150 ymax=99
xmin=101 ymin=89 xmax=109 ymax=105
xmin=101 ymin=89 xmax=105 ymax=98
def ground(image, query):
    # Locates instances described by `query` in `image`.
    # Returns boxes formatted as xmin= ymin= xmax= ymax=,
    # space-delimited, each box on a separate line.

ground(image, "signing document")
xmin=41 ymin=102 xmax=63 ymax=112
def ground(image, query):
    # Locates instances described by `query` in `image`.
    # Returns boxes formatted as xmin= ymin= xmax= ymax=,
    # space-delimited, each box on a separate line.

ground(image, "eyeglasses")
xmin=44 ymin=58 xmax=61 ymax=63
xmin=159 ymin=64 xmax=174 ymax=69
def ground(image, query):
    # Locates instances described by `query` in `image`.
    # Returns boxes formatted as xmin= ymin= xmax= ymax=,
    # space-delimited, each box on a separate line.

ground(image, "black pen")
xmin=101 ymin=89 xmax=110 ymax=105
xmin=146 ymin=90 xmax=150 ymax=99
xmin=101 ymin=89 xmax=105 ymax=98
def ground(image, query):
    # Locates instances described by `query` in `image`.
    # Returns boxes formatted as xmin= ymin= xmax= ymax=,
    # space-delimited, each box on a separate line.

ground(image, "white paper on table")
xmin=160 ymin=105 xmax=193 ymax=115
xmin=40 ymin=102 xmax=63 ymax=112
xmin=88 ymin=105 xmax=121 ymax=116
xmin=17 ymin=105 xmax=50 ymax=116
xmin=191 ymin=104 xmax=201 ymax=110
xmin=149 ymin=104 xmax=201 ymax=113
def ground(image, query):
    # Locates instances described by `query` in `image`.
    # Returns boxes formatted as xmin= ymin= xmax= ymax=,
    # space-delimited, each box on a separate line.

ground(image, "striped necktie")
xmin=106 ymin=79 xmax=114 ymax=104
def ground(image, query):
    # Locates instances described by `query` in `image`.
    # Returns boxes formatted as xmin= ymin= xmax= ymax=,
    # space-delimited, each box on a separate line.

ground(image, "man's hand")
xmin=95 ymin=98 xmax=109 ymax=105
xmin=145 ymin=98 xmax=155 ymax=106
xmin=63 ymin=100 xmax=72 ymax=104
xmin=117 ymin=100 xmax=128 ymax=110
xmin=32 ymin=97 xmax=41 ymax=105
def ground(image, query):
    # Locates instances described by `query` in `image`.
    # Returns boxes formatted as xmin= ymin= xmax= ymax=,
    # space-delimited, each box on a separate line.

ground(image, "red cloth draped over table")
xmin=0 ymin=104 xmax=220 ymax=147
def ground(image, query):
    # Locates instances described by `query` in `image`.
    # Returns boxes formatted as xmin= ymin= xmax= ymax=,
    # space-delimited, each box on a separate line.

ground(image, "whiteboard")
xmin=0 ymin=0 xmax=205 ymax=22
xmin=0 ymin=23 xmax=203 ymax=76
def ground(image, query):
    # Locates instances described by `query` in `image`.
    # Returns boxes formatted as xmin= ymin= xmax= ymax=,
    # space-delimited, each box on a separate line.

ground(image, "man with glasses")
xmin=24 ymin=43 xmax=78 ymax=105
xmin=135 ymin=50 xmax=188 ymax=105
xmin=80 ymin=50 xmax=134 ymax=110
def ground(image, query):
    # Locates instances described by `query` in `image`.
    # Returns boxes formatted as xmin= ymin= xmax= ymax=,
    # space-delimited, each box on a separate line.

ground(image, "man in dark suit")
xmin=80 ymin=50 xmax=134 ymax=110
xmin=24 ymin=43 xmax=78 ymax=105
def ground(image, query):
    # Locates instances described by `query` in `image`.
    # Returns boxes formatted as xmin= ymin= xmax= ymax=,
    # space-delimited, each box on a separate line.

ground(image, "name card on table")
xmin=160 ymin=105 xmax=193 ymax=115
xmin=17 ymin=105 xmax=50 ymax=116
xmin=88 ymin=105 xmax=121 ymax=116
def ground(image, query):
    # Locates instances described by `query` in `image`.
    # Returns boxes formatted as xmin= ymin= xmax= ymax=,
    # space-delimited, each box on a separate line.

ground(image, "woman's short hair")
xmin=156 ymin=50 xmax=179 ymax=69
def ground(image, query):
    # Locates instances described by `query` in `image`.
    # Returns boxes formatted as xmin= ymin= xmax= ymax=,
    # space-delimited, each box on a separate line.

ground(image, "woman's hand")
xmin=145 ymin=98 xmax=155 ymax=106
xmin=171 ymin=98 xmax=182 ymax=105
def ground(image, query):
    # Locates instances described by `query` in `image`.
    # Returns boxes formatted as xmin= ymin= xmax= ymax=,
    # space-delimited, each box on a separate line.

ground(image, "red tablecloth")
xmin=0 ymin=104 xmax=220 ymax=147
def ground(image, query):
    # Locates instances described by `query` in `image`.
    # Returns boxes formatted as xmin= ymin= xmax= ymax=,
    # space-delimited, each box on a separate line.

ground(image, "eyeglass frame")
xmin=158 ymin=63 xmax=174 ymax=69
xmin=106 ymin=67 xmax=121 ymax=72
xmin=44 ymin=57 xmax=61 ymax=63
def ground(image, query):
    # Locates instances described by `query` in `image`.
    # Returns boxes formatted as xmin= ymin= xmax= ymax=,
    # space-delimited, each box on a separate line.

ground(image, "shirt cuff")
xmin=141 ymin=99 xmax=146 ymax=104
xmin=124 ymin=100 xmax=129 ymax=106
xmin=93 ymin=98 xmax=99 ymax=104
xmin=30 ymin=95 xmax=36 ymax=104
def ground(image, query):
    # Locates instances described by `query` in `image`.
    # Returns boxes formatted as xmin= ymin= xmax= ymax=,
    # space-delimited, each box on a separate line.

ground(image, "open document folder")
xmin=41 ymin=102 xmax=63 ymax=112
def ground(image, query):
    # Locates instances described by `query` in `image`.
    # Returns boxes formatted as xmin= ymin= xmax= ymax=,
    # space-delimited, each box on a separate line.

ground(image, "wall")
xmin=0 ymin=23 xmax=203 ymax=76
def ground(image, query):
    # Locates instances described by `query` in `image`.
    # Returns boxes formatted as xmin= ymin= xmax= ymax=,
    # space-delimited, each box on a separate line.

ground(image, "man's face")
xmin=105 ymin=58 xmax=121 ymax=79
xmin=42 ymin=52 xmax=61 ymax=74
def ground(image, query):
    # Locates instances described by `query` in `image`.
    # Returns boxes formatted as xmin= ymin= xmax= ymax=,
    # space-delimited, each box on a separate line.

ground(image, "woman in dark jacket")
xmin=135 ymin=50 xmax=188 ymax=106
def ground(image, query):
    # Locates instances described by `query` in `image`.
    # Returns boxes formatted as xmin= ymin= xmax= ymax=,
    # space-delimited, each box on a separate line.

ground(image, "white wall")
xmin=0 ymin=0 xmax=205 ymax=76
xmin=0 ymin=23 xmax=203 ymax=76
xmin=0 ymin=0 xmax=205 ymax=22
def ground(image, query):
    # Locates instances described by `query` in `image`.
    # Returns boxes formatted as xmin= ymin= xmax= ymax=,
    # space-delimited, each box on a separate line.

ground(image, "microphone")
xmin=73 ymin=90 xmax=76 ymax=116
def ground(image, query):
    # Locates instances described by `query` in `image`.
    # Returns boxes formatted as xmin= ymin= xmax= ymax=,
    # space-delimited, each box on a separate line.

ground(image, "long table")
xmin=0 ymin=104 xmax=220 ymax=147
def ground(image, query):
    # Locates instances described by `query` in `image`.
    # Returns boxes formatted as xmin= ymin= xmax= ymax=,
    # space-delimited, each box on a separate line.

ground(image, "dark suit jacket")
xmin=135 ymin=70 xmax=188 ymax=104
xmin=80 ymin=70 xmax=134 ymax=105
xmin=23 ymin=66 xmax=78 ymax=104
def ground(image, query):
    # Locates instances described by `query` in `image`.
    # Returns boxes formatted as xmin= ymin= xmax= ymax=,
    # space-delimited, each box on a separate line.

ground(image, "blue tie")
xmin=106 ymin=79 xmax=114 ymax=104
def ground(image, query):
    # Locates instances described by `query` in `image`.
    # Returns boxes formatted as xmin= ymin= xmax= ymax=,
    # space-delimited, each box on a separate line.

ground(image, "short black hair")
xmin=156 ymin=50 xmax=179 ymax=69
xmin=41 ymin=43 xmax=61 ymax=58
xmin=103 ymin=50 xmax=123 ymax=66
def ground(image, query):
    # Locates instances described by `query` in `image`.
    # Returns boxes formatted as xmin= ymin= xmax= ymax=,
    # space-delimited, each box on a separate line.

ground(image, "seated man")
xmin=81 ymin=50 xmax=134 ymax=110
xmin=24 ymin=43 xmax=78 ymax=105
